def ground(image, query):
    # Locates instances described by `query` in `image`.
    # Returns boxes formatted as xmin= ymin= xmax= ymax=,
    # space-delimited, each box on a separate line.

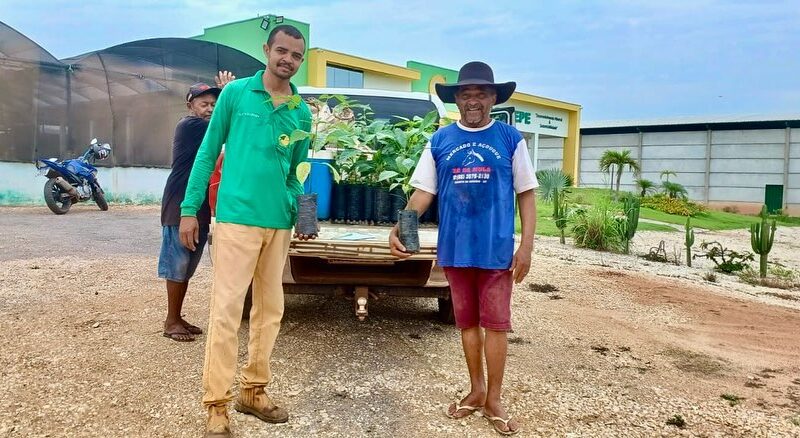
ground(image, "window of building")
xmin=326 ymin=65 xmax=364 ymax=88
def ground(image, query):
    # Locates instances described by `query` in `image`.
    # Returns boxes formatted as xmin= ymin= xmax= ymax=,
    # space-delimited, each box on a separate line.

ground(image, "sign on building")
xmin=490 ymin=107 xmax=515 ymax=125
xmin=511 ymin=103 xmax=569 ymax=137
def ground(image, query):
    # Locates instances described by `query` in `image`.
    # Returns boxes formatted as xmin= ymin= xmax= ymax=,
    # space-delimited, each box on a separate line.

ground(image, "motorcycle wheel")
xmin=43 ymin=178 xmax=72 ymax=215
xmin=93 ymin=188 xmax=109 ymax=211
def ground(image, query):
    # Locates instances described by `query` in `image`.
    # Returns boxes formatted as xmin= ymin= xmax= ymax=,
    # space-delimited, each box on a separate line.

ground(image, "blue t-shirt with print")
xmin=431 ymin=120 xmax=523 ymax=269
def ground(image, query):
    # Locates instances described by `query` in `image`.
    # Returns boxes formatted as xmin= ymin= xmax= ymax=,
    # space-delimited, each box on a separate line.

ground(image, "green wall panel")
xmin=193 ymin=16 xmax=310 ymax=86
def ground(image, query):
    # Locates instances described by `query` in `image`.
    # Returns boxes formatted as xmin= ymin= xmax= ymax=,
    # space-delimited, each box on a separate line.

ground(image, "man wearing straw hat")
xmin=390 ymin=61 xmax=538 ymax=436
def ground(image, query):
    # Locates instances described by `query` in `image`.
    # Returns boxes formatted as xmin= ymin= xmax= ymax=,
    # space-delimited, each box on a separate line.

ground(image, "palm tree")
xmin=659 ymin=170 xmax=677 ymax=182
xmin=535 ymin=168 xmax=570 ymax=203
xmin=599 ymin=149 xmax=641 ymax=196
xmin=662 ymin=181 xmax=688 ymax=199
xmin=635 ymin=178 xmax=656 ymax=197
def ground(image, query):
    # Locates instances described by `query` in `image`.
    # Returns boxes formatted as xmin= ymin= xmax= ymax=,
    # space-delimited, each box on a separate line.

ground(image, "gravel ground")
xmin=1 ymin=205 xmax=799 ymax=437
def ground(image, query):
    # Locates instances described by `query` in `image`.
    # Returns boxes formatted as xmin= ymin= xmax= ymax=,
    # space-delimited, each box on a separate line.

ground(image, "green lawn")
xmin=518 ymin=188 xmax=676 ymax=237
xmin=639 ymin=208 xmax=750 ymax=230
xmin=640 ymin=205 xmax=800 ymax=230
xmin=517 ymin=187 xmax=798 ymax=236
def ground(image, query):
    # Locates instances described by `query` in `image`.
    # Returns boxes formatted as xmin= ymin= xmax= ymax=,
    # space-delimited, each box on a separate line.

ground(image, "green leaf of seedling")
xmin=290 ymin=129 xmax=311 ymax=143
xmin=296 ymin=162 xmax=311 ymax=185
xmin=395 ymin=156 xmax=409 ymax=174
xmin=378 ymin=170 xmax=399 ymax=182
xmin=322 ymin=163 xmax=341 ymax=183
xmin=422 ymin=110 xmax=438 ymax=127
xmin=285 ymin=95 xmax=302 ymax=109
xmin=337 ymin=148 xmax=360 ymax=161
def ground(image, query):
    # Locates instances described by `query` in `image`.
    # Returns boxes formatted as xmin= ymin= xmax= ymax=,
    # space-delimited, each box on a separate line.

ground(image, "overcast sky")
xmin=2 ymin=0 xmax=798 ymax=122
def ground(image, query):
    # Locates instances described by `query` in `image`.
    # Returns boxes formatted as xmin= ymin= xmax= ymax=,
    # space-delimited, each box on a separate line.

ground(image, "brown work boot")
xmin=234 ymin=386 xmax=289 ymax=424
xmin=205 ymin=404 xmax=231 ymax=438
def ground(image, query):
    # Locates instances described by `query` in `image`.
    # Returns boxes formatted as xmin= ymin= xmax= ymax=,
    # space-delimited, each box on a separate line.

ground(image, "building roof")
xmin=0 ymin=21 xmax=62 ymax=65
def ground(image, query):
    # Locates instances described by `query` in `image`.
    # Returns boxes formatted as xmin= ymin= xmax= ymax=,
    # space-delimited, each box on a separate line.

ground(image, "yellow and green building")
xmin=193 ymin=15 xmax=582 ymax=181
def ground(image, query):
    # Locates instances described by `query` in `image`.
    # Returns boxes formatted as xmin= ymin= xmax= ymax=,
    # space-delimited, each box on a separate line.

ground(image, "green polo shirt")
xmin=180 ymin=71 xmax=311 ymax=229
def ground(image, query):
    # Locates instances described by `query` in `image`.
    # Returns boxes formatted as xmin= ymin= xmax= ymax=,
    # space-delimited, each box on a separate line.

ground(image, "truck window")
xmin=301 ymin=93 xmax=437 ymax=124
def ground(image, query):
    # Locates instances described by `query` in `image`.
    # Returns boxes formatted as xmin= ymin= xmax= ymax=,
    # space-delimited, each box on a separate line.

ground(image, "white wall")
xmin=786 ymin=128 xmax=799 ymax=205
xmin=536 ymin=136 xmax=565 ymax=172
xmin=709 ymin=129 xmax=786 ymax=202
xmin=579 ymin=127 xmax=799 ymax=213
xmin=579 ymin=133 xmax=639 ymax=190
xmin=0 ymin=162 xmax=169 ymax=205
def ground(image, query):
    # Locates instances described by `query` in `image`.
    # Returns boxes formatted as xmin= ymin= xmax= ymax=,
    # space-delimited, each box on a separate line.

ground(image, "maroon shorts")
xmin=443 ymin=267 xmax=513 ymax=331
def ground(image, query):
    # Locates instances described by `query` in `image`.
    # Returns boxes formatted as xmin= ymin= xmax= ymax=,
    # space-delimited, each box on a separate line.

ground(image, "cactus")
xmin=750 ymin=205 xmax=776 ymax=278
xmin=621 ymin=196 xmax=640 ymax=254
xmin=685 ymin=217 xmax=695 ymax=267
xmin=553 ymin=189 xmax=568 ymax=244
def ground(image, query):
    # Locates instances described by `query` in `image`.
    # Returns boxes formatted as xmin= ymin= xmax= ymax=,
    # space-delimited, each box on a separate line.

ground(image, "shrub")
xmin=662 ymin=181 xmax=688 ymax=199
xmin=536 ymin=168 xmax=571 ymax=203
xmin=643 ymin=240 xmax=669 ymax=263
xmin=721 ymin=393 xmax=744 ymax=407
xmin=666 ymin=414 xmax=686 ymax=428
xmin=703 ymin=272 xmax=717 ymax=282
xmin=570 ymin=202 xmax=624 ymax=252
xmin=722 ymin=205 xmax=739 ymax=214
xmin=696 ymin=241 xmax=754 ymax=274
xmin=641 ymin=194 xmax=707 ymax=216
xmin=739 ymin=265 xmax=799 ymax=289
xmin=635 ymin=178 xmax=656 ymax=197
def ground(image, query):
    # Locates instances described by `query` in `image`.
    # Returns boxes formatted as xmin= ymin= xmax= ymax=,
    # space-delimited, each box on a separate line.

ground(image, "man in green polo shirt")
xmin=179 ymin=24 xmax=312 ymax=437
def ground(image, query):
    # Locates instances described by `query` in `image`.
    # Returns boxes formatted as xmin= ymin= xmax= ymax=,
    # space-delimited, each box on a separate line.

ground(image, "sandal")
xmin=484 ymin=413 xmax=520 ymax=436
xmin=445 ymin=402 xmax=482 ymax=419
xmin=162 ymin=330 xmax=195 ymax=342
xmin=182 ymin=321 xmax=204 ymax=335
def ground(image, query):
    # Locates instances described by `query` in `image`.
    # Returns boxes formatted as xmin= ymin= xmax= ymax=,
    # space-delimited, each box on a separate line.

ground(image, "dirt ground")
xmin=1 ymin=204 xmax=799 ymax=437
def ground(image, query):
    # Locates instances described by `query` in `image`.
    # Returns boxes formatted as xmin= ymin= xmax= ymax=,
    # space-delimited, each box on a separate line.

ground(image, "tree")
xmin=659 ymin=170 xmax=677 ymax=182
xmin=662 ymin=181 xmax=688 ymax=199
xmin=635 ymin=178 xmax=656 ymax=197
xmin=599 ymin=149 xmax=641 ymax=196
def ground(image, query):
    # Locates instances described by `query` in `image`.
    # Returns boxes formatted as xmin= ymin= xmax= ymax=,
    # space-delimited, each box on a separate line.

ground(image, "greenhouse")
xmin=0 ymin=21 xmax=263 ymax=167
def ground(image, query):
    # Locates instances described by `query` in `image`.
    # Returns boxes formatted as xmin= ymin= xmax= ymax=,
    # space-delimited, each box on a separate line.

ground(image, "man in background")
xmin=158 ymin=72 xmax=234 ymax=342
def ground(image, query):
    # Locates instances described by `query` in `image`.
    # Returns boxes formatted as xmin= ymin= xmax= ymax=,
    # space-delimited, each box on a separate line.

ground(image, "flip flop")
xmin=445 ymin=402 xmax=482 ymax=419
xmin=162 ymin=330 xmax=195 ymax=342
xmin=484 ymin=414 xmax=520 ymax=436
xmin=182 ymin=322 xmax=204 ymax=335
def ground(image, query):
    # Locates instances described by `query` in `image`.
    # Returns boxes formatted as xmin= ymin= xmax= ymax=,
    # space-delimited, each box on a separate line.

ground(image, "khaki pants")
xmin=202 ymin=222 xmax=291 ymax=406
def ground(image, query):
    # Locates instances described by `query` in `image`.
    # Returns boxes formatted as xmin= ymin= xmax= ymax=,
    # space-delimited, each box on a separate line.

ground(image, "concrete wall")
xmin=535 ymin=136 xmax=565 ymax=172
xmin=787 ymin=128 xmax=799 ymax=207
xmin=643 ymin=131 xmax=707 ymax=200
xmin=579 ymin=133 xmax=639 ymax=190
xmin=579 ymin=127 xmax=799 ymax=215
xmin=0 ymin=162 xmax=168 ymax=205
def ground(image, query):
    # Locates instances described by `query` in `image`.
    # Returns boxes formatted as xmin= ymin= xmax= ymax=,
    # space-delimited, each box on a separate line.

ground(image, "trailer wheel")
xmin=437 ymin=296 xmax=455 ymax=324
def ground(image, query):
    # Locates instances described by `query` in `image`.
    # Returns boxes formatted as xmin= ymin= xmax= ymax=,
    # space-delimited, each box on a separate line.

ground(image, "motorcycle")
xmin=35 ymin=138 xmax=112 ymax=215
